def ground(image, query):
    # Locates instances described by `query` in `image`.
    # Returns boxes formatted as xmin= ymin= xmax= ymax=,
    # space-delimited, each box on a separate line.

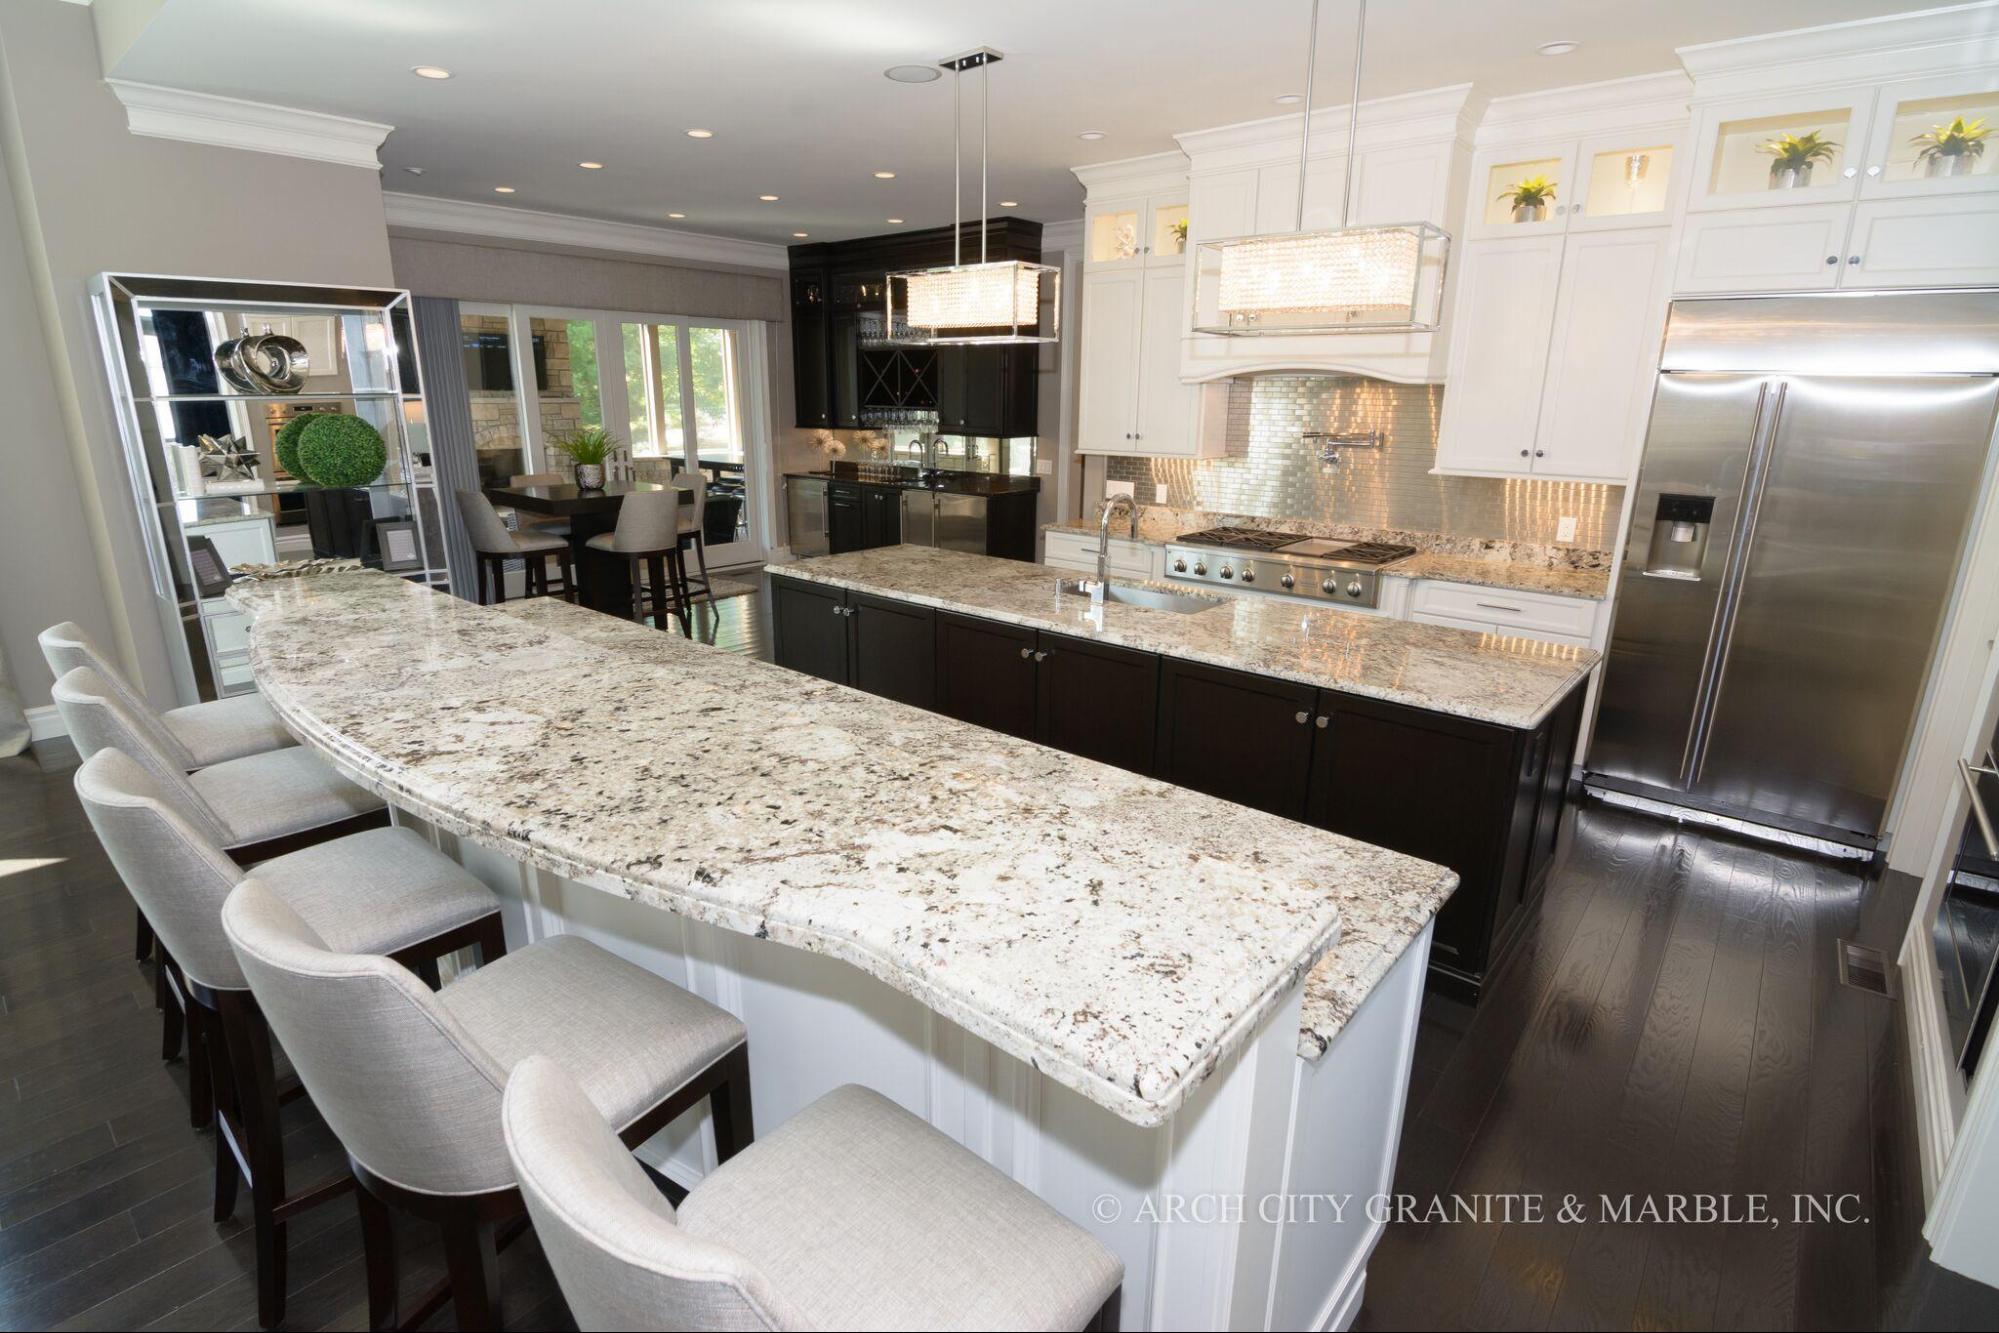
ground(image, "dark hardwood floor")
xmin=1 ymin=579 xmax=1993 ymax=1329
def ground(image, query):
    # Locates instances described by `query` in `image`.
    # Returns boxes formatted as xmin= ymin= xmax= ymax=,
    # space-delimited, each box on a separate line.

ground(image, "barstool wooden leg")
xmin=707 ymin=1042 xmax=754 ymax=1163
xmin=135 ymin=907 xmax=154 ymax=963
xmin=204 ymin=1005 xmax=242 ymax=1222
xmin=647 ymin=555 xmax=670 ymax=632
xmin=1087 ymin=1286 xmax=1122 ymax=1331
xmin=443 ymin=1216 xmax=502 ymax=1332
xmin=356 ymin=1185 xmax=400 ymax=1333
xmin=693 ymin=530 xmax=713 ymax=602
xmin=493 ymin=556 xmax=508 ymax=605
xmin=559 ymin=549 xmax=577 ymax=603
xmin=158 ymin=953 xmax=182 ymax=1062
xmin=628 ymin=556 xmax=645 ymax=624
xmin=218 ymin=994 xmax=291 ymax=1330
xmin=667 ymin=548 xmax=694 ymax=637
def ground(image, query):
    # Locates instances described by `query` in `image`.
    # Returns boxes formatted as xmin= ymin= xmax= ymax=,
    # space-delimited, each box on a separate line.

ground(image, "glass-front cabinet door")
xmin=1468 ymin=144 xmax=1577 ymax=239
xmin=1570 ymin=131 xmax=1681 ymax=229
xmin=1860 ymin=74 xmax=1999 ymax=198
xmin=1086 ymin=194 xmax=1189 ymax=266
xmin=1687 ymin=90 xmax=1873 ymax=211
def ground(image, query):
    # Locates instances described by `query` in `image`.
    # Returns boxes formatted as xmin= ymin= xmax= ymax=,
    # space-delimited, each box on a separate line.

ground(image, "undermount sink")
xmin=1058 ymin=578 xmax=1223 ymax=614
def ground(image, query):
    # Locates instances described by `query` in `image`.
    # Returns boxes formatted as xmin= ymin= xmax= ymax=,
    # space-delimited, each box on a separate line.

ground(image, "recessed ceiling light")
xmin=887 ymin=217 xmax=905 ymax=224
xmin=1275 ymin=93 xmax=1302 ymax=105
xmin=759 ymin=194 xmax=779 ymax=202
xmin=1537 ymin=40 xmax=1580 ymax=56
xmin=873 ymin=170 xmax=897 ymax=179
xmin=686 ymin=128 xmax=714 ymax=139
xmin=403 ymin=166 xmax=425 ymax=175
xmin=999 ymin=200 xmax=1019 ymax=208
xmin=667 ymin=212 xmax=686 ymax=219
xmin=493 ymin=186 xmax=515 ymax=194
xmin=1078 ymin=130 xmax=1107 ymax=141
xmin=411 ymin=66 xmax=452 ymax=80
xmin=885 ymin=64 xmax=942 ymax=84
xmin=793 ymin=232 xmax=810 ymax=238
xmin=579 ymin=161 xmax=604 ymax=169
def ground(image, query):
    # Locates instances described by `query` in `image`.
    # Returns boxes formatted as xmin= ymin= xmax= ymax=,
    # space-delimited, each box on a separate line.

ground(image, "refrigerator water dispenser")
xmin=1643 ymin=494 xmax=1713 ymax=579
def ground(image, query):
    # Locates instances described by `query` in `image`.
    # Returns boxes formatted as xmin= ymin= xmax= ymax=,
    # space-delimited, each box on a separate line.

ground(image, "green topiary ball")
xmin=296 ymin=413 xmax=387 ymax=489
xmin=273 ymin=414 xmax=313 ymax=480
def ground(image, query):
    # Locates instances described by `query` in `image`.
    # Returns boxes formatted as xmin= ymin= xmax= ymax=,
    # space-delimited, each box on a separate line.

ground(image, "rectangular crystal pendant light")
xmin=1192 ymin=0 xmax=1450 ymax=337
xmin=888 ymin=47 xmax=1060 ymax=346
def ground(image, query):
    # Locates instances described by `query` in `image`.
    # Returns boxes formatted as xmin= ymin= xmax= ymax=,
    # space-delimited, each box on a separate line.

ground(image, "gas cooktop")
xmin=1167 ymin=526 xmax=1416 ymax=607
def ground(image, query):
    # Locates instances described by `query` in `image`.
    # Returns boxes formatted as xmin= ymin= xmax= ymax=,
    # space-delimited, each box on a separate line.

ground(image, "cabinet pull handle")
xmin=1019 ymin=646 xmax=1034 ymax=659
xmin=1475 ymin=601 xmax=1524 ymax=613
xmin=1315 ymin=715 xmax=1329 ymax=729
xmin=1294 ymin=710 xmax=1310 ymax=724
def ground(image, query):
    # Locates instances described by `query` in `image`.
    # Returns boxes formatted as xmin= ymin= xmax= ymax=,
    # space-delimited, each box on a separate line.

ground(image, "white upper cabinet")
xmin=1531 ymin=227 xmax=1673 ymax=481
xmin=1085 ymin=191 xmax=1191 ymax=269
xmin=1685 ymin=89 xmax=1874 ymax=213
xmin=1433 ymin=234 xmax=1566 ymax=475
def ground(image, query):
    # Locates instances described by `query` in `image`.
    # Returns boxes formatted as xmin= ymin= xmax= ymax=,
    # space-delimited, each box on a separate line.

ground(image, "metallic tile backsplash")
xmin=1104 ymin=376 xmax=1623 ymax=549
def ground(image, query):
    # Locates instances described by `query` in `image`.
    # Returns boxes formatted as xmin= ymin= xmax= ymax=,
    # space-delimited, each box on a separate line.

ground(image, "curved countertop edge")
xmin=772 ymin=549 xmax=1596 ymax=732
xmin=232 ymin=576 xmax=1378 ymax=1129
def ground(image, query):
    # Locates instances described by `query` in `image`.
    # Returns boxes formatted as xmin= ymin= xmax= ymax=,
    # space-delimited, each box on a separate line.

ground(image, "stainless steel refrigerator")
xmin=1588 ymin=291 xmax=1999 ymax=850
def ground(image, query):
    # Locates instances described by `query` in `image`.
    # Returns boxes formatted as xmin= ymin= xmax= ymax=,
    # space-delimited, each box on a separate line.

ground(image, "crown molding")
xmin=1175 ymin=84 xmax=1481 ymax=169
xmin=1071 ymin=149 xmax=1192 ymax=197
xmin=1476 ymin=71 xmax=1692 ymax=145
xmin=381 ymin=192 xmax=790 ymax=271
xmin=1678 ymin=2 xmax=1999 ymax=98
xmin=105 ymin=80 xmax=392 ymax=170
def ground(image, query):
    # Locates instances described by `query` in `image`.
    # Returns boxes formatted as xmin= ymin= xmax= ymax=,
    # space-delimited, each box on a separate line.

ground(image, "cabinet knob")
xmin=1534 ymin=449 xmax=1545 ymax=457
xmin=1019 ymin=646 xmax=1033 ymax=659
xmin=1843 ymin=166 xmax=1858 ymax=178
xmin=1315 ymin=715 xmax=1329 ymax=729
xmin=1866 ymin=165 xmax=1882 ymax=178
xmin=1295 ymin=710 xmax=1310 ymax=725
xmin=1034 ymin=650 xmax=1050 ymax=662
xmin=1826 ymin=255 xmax=1839 ymax=265
xmin=1519 ymin=448 xmax=1530 ymax=457
xmin=1848 ymin=255 xmax=1861 ymax=265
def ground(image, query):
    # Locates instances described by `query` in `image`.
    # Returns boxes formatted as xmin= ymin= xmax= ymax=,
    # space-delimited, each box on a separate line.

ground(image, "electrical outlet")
xmin=1154 ymin=483 xmax=1170 ymax=504
xmin=1105 ymin=480 xmax=1135 ymax=498
xmin=1034 ymin=458 xmax=1052 ymax=475
xmin=1556 ymin=515 xmax=1579 ymax=544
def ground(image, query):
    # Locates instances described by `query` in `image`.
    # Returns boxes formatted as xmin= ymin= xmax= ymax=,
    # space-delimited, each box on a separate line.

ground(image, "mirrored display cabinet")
xmin=91 ymin=274 xmax=440 ymax=701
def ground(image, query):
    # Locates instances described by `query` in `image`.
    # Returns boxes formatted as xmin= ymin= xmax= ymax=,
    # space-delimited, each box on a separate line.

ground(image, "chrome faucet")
xmin=1096 ymin=493 xmax=1139 ymax=586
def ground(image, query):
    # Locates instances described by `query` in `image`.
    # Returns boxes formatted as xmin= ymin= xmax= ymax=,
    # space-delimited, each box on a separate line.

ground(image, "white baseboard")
xmin=27 ymin=704 xmax=64 ymax=743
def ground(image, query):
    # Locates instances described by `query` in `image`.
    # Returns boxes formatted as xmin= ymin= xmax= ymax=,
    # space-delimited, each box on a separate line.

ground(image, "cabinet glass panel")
xmin=1880 ymin=90 xmax=1999 ymax=186
xmin=1706 ymin=107 xmax=1853 ymax=195
xmin=1089 ymin=208 xmax=1141 ymax=262
xmin=1151 ymin=203 xmax=1190 ymax=258
xmin=1483 ymin=156 xmax=1566 ymax=226
xmin=1582 ymin=143 xmax=1676 ymax=219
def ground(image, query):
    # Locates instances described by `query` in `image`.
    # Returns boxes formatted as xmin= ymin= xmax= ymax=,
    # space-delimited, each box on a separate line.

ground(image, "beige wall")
xmin=0 ymin=0 xmax=394 ymax=709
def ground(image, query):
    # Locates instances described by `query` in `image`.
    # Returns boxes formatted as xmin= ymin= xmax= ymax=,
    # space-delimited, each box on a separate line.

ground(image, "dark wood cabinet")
xmin=790 ymin=271 xmax=831 ymax=429
xmin=1035 ymin=631 xmax=1160 ymax=775
xmin=933 ymin=611 xmax=1039 ymax=740
xmin=769 ymin=577 xmax=849 ymax=684
xmin=860 ymin=485 xmax=901 ymax=549
xmin=848 ymin=592 xmax=934 ymax=710
xmin=937 ymin=346 xmax=1039 ymax=438
xmin=1154 ymin=659 xmax=1319 ymax=820
xmin=827 ymin=483 xmax=864 ymax=554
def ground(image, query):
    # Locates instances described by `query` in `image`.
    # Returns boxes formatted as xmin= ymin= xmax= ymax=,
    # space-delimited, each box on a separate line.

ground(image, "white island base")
xmin=402 ymin=810 xmax=1431 ymax=1332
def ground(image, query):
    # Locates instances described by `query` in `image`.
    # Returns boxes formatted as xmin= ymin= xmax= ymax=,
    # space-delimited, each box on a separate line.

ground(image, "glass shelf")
xmin=132 ymin=390 xmax=423 ymax=404
xmin=1707 ymin=107 xmax=1854 ymax=196
xmin=1879 ymin=89 xmax=1999 ymax=187
xmin=1582 ymin=144 xmax=1676 ymax=220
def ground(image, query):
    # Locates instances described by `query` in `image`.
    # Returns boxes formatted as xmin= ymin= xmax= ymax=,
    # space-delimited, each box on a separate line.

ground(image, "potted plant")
xmin=556 ymin=427 xmax=619 ymax=489
xmin=1498 ymin=175 xmax=1556 ymax=223
xmin=1758 ymin=131 xmax=1838 ymax=190
xmin=291 ymin=413 xmax=388 ymax=559
xmin=1914 ymin=115 xmax=1988 ymax=179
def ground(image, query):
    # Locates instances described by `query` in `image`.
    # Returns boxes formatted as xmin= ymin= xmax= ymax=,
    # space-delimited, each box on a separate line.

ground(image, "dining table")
xmin=486 ymin=479 xmax=694 ymax=616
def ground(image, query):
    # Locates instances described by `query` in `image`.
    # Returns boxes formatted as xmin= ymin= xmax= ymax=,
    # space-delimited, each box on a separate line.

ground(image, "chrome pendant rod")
xmin=1341 ymin=0 xmax=1366 ymax=229
xmin=952 ymin=63 xmax=962 ymax=266
xmin=981 ymin=54 xmax=990 ymax=264
xmin=1295 ymin=0 xmax=1319 ymax=233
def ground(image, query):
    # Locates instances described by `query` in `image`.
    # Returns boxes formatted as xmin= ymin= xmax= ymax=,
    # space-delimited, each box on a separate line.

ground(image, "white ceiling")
xmin=104 ymin=0 xmax=1934 ymax=245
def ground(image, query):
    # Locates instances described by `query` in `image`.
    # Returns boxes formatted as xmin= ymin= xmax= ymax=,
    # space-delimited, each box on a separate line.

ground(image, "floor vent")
xmin=1837 ymin=940 xmax=1897 ymax=998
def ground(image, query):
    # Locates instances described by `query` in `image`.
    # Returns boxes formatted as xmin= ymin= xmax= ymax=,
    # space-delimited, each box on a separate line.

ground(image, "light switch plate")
xmin=1034 ymin=458 xmax=1052 ymax=475
xmin=1105 ymin=480 xmax=1135 ymax=498
xmin=1154 ymin=483 xmax=1170 ymax=504
xmin=1556 ymin=515 xmax=1578 ymax=543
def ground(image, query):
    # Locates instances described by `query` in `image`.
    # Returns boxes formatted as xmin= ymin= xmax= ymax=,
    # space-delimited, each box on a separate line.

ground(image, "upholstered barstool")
xmin=669 ymin=469 xmax=714 ymax=605
xmin=222 ymin=878 xmax=753 ymax=1331
xmin=503 ymin=1056 xmax=1124 ymax=1331
xmin=75 ymin=747 xmax=505 ymax=1330
xmin=508 ymin=472 xmax=572 ymax=541
xmin=458 ymin=489 xmax=575 ymax=605
xmin=584 ymin=488 xmax=693 ymax=634
xmin=40 ymin=620 xmax=297 ymax=963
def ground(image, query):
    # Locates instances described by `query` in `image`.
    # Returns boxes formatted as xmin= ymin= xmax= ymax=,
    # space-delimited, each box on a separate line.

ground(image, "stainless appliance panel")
xmin=1694 ymin=374 xmax=1999 ymax=834
xmin=1589 ymin=373 xmax=1773 ymax=794
xmin=934 ymin=493 xmax=987 ymax=554
xmin=1661 ymin=291 xmax=1999 ymax=376
xmin=900 ymin=489 xmax=936 ymax=548
xmin=785 ymin=476 xmax=828 ymax=558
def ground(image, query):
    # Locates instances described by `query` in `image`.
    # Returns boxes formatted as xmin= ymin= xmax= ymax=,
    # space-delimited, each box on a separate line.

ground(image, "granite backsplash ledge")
xmin=1102 ymin=375 xmax=1625 ymax=552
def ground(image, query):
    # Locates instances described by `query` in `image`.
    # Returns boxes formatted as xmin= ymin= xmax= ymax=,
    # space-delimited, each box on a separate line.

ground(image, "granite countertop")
xmin=230 ymin=571 xmax=1457 ymax=1124
xmin=775 ymin=547 xmax=1597 ymax=730
xmin=1043 ymin=512 xmax=1612 ymax=602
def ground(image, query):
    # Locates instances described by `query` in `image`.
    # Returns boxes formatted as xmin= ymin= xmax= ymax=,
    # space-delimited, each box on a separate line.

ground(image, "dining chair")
xmin=669 ymin=470 xmax=715 ymax=607
xmin=75 ymin=747 xmax=505 ymax=1330
xmin=583 ymin=488 xmax=693 ymax=634
xmin=503 ymin=1055 xmax=1124 ymax=1331
xmin=457 ymin=490 xmax=575 ymax=606
xmin=222 ymin=877 xmax=753 ymax=1332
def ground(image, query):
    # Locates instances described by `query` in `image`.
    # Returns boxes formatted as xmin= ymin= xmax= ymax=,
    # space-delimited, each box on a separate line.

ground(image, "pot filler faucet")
xmin=1096 ymin=493 xmax=1139 ymax=586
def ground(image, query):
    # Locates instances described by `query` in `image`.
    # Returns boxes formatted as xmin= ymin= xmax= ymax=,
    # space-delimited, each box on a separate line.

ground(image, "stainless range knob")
xmin=1279 ymin=573 xmax=1295 ymax=589
xmin=1193 ymin=561 xmax=1208 ymax=576
xmin=1239 ymin=569 xmax=1255 ymax=584
xmin=1345 ymin=580 xmax=1364 ymax=598
xmin=1171 ymin=558 xmax=1186 ymax=573
xmin=1321 ymin=577 xmax=1339 ymax=594
xmin=1219 ymin=565 xmax=1234 ymax=580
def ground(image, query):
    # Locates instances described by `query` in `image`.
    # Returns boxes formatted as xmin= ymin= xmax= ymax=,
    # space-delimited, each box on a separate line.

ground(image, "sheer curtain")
xmin=412 ymin=296 xmax=478 ymax=598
